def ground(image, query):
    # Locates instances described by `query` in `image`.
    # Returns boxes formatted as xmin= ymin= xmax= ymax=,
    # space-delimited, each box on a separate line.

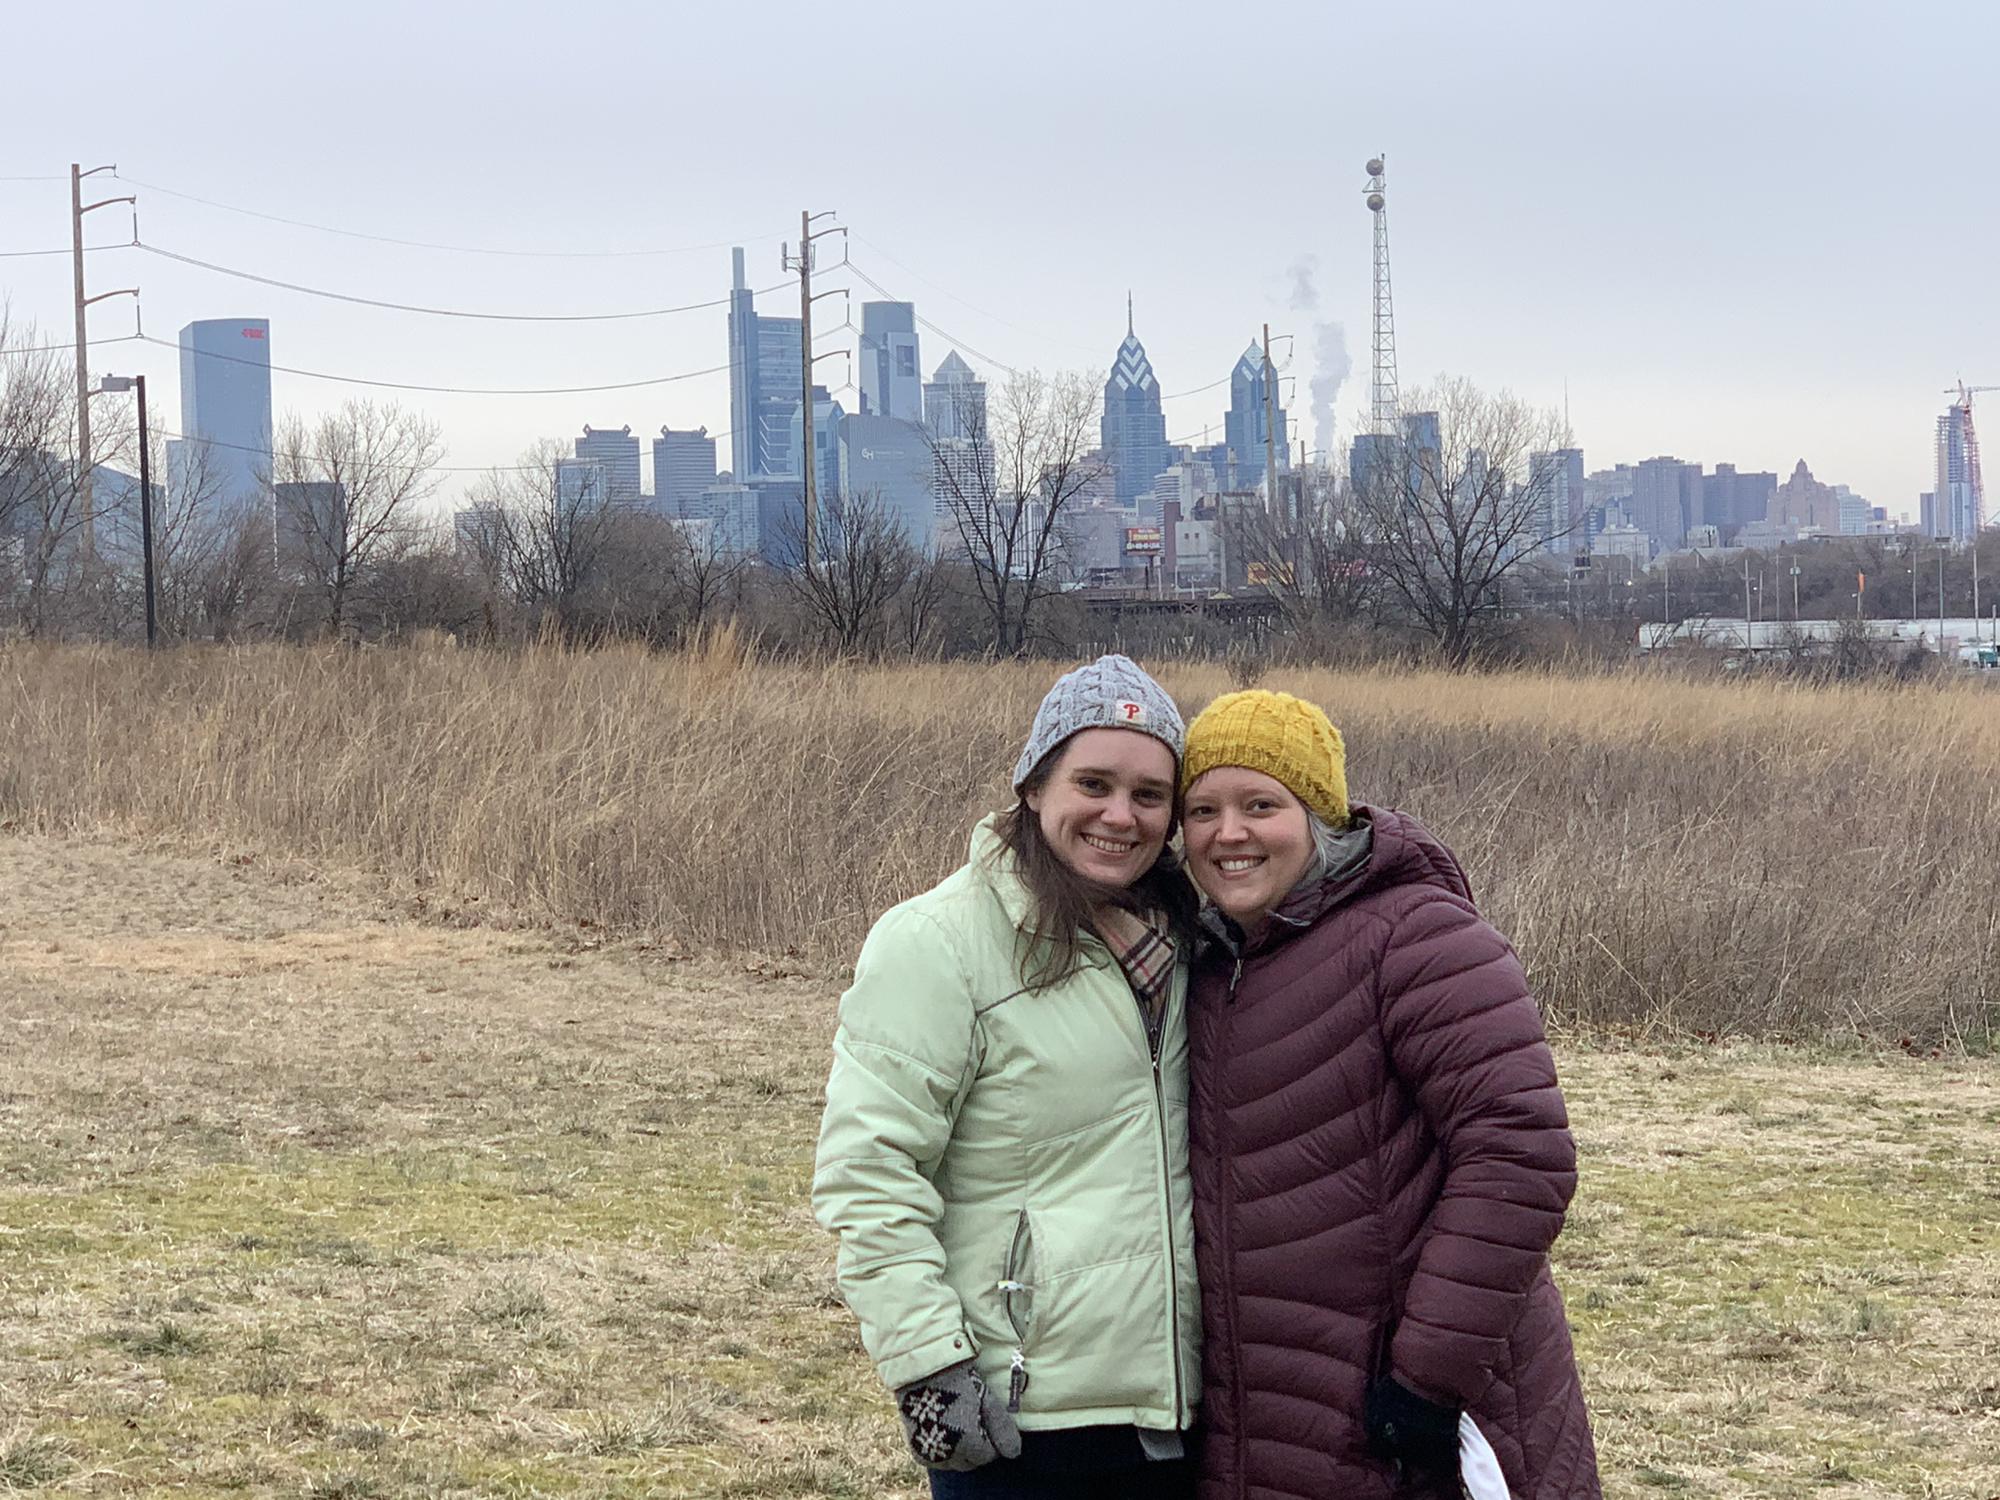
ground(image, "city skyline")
xmin=0 ymin=0 xmax=1993 ymax=520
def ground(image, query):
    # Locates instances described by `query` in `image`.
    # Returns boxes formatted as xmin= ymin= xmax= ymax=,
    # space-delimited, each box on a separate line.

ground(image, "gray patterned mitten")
xmin=895 ymin=1359 xmax=1023 ymax=1472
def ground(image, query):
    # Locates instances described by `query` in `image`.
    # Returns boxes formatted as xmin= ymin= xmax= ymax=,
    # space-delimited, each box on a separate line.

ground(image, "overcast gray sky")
xmin=3 ymin=0 xmax=1994 ymax=517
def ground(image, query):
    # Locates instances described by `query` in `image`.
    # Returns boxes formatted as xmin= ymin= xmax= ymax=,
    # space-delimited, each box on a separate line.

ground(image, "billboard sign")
xmin=1125 ymin=526 xmax=1163 ymax=556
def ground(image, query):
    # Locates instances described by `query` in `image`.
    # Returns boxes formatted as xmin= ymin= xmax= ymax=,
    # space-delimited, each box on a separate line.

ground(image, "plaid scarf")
xmin=1093 ymin=906 xmax=1177 ymax=1059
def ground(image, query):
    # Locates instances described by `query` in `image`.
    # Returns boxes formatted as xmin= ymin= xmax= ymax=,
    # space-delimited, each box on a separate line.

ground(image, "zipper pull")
xmin=1007 ymin=1348 xmax=1029 ymax=1413
xmin=1228 ymin=956 xmax=1243 ymax=1005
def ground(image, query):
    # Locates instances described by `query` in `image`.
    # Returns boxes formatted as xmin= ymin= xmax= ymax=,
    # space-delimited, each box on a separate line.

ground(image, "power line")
xmin=2 ymin=245 xmax=128 ymax=258
xmin=0 ymin=175 xmax=69 ymax=183
xmin=1 ymin=334 xmax=141 ymax=357
xmin=137 ymin=332 xmax=733 ymax=397
xmin=841 ymin=252 xmax=1277 ymax=402
xmin=849 ymin=232 xmax=1102 ymax=361
xmin=841 ymin=260 xmax=1023 ymax=378
xmin=134 ymin=241 xmax=788 ymax=322
xmin=146 ymin=423 xmax=732 ymax=476
xmin=112 ymin=171 xmax=776 ymax=260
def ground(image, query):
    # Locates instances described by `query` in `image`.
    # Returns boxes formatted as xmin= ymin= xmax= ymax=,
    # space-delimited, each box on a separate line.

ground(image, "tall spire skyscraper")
xmin=726 ymin=246 xmax=804 ymax=479
xmin=1101 ymin=302 xmax=1168 ymax=511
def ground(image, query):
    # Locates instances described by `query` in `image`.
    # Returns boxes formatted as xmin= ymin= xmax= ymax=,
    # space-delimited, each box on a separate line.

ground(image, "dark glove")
xmin=895 ymin=1358 xmax=1023 ymax=1472
xmin=1365 ymin=1375 xmax=1459 ymax=1468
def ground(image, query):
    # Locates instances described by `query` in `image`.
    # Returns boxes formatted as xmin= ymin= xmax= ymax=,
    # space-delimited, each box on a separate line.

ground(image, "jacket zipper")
xmin=999 ymin=1209 xmax=1034 ymax=1413
xmin=1149 ymin=1029 xmax=1187 ymax=1431
xmin=1220 ymin=956 xmax=1247 ymax=1497
xmin=1102 ymin=932 xmax=1189 ymax=1432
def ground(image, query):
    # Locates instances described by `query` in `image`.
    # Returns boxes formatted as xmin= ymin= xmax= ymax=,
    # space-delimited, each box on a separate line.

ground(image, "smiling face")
xmin=1023 ymin=728 xmax=1177 ymax=889
xmin=1183 ymin=766 xmax=1317 ymax=931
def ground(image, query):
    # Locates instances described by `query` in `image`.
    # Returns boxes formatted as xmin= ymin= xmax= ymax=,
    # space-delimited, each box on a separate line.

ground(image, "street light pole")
xmin=134 ymin=375 xmax=154 ymax=646
xmin=100 ymin=373 xmax=155 ymax=646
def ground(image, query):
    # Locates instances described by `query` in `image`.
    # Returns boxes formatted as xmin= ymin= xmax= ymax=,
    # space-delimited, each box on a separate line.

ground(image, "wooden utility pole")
xmin=68 ymin=163 xmax=137 ymax=564
xmin=785 ymin=210 xmax=847 ymax=572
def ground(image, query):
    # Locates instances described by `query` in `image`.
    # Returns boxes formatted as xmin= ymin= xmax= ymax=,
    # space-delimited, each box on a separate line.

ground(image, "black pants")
xmin=927 ymin=1426 xmax=1196 ymax=1500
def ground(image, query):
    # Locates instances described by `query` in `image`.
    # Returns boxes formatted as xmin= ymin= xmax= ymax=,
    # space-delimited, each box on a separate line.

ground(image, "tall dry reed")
xmin=4 ymin=639 xmax=1996 ymax=1044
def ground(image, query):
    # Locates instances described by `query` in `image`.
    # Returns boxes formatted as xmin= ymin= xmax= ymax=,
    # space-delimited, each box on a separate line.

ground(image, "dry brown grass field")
xmin=0 ymin=832 xmax=1996 ymax=1498
xmin=4 ymin=639 xmax=1998 ymax=1042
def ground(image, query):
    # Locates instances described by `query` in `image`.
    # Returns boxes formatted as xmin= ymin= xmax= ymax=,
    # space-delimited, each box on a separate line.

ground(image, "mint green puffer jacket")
xmin=811 ymin=815 xmax=1200 ymax=1433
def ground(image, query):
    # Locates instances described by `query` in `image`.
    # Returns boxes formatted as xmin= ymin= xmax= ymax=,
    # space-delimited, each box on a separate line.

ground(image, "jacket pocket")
xmin=997 ymin=1209 xmax=1038 ymax=1411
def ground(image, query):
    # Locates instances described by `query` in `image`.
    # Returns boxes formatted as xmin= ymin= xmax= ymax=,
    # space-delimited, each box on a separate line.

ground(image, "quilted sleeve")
xmin=811 ymin=903 xmax=983 ymax=1390
xmin=1376 ymin=893 xmax=1576 ymax=1408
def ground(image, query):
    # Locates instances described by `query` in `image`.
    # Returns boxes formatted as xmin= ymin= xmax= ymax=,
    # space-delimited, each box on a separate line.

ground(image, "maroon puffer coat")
xmin=1188 ymin=806 xmax=1599 ymax=1500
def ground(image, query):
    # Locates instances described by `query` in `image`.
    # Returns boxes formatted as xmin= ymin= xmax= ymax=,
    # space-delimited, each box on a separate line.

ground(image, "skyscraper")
xmin=727 ymin=246 xmax=804 ymax=479
xmin=923 ymin=351 xmax=986 ymax=440
xmin=654 ymin=427 xmax=717 ymax=518
xmin=1527 ymin=448 xmax=1585 ymax=553
xmin=1937 ymin=396 xmax=1985 ymax=548
xmin=1223 ymin=342 xmax=1288 ymax=492
xmin=575 ymin=425 xmax=641 ymax=506
xmin=1101 ymin=301 xmax=1168 ymax=511
xmin=859 ymin=302 xmax=923 ymax=422
xmin=1629 ymin=456 xmax=1703 ymax=553
xmin=177 ymin=318 xmax=273 ymax=516
xmin=839 ymin=413 xmax=936 ymax=546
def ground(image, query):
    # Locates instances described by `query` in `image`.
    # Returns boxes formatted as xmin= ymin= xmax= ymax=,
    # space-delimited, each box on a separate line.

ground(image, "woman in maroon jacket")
xmin=1177 ymin=690 xmax=1599 ymax=1500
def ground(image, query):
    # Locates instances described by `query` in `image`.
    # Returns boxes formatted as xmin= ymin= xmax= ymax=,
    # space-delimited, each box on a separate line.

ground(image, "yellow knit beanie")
xmin=1181 ymin=690 xmax=1349 ymax=825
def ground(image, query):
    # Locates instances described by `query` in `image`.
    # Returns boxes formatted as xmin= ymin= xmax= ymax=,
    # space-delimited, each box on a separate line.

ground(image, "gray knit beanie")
xmin=1011 ymin=654 xmax=1185 ymax=793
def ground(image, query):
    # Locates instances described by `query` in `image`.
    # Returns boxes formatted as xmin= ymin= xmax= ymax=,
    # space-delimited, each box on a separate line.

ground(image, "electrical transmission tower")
xmin=1364 ymin=155 xmax=1397 ymax=435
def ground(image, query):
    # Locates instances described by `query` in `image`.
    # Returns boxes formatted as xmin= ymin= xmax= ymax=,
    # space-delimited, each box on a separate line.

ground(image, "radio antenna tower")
xmin=1365 ymin=155 xmax=1398 ymax=435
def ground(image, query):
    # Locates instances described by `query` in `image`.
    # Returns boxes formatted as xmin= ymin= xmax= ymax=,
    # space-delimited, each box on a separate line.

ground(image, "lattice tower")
xmin=1365 ymin=155 xmax=1398 ymax=435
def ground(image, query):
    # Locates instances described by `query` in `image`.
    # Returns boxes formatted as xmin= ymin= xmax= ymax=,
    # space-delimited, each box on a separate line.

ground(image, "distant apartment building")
xmin=1702 ymin=463 xmax=1776 ymax=535
xmin=275 ymin=481 xmax=347 ymax=573
xmin=1834 ymin=485 xmax=1870 ymax=536
xmin=653 ymin=427 xmax=717 ymax=518
xmin=1628 ymin=456 xmax=1703 ymax=554
xmin=575 ymin=426 xmax=641 ymax=507
xmin=1527 ymin=448 xmax=1585 ymax=553
xmin=683 ymin=475 xmax=759 ymax=556
xmin=177 ymin=318 xmax=273 ymax=519
xmin=454 ymin=501 xmax=505 ymax=556
xmin=859 ymin=303 xmax=922 ymax=422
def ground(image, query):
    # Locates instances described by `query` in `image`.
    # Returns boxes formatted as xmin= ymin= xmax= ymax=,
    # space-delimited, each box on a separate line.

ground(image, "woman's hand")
xmin=1364 ymin=1375 xmax=1459 ymax=1469
xmin=895 ymin=1359 xmax=1024 ymax=1471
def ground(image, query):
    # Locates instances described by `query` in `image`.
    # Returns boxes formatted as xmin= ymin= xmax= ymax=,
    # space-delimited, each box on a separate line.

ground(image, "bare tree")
xmin=778 ymin=487 xmax=919 ymax=656
xmin=472 ymin=439 xmax=619 ymax=641
xmin=271 ymin=399 xmax=444 ymax=638
xmin=929 ymin=370 xmax=1105 ymax=657
xmin=1223 ymin=466 xmax=1386 ymax=638
xmin=1350 ymin=376 xmax=1573 ymax=663
xmin=893 ymin=548 xmax=951 ymax=659
xmin=668 ymin=514 xmax=748 ymax=643
xmin=0 ymin=316 xmax=99 ymax=636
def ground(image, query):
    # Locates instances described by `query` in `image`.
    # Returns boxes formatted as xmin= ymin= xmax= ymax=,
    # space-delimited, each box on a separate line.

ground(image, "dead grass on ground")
xmin=0 ymin=834 xmax=1996 ymax=1496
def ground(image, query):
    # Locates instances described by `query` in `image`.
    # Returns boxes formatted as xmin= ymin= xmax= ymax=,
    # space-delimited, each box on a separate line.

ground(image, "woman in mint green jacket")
xmin=813 ymin=655 xmax=1202 ymax=1499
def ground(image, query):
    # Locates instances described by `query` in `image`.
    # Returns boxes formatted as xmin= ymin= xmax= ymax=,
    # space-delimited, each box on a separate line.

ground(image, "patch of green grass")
xmin=0 ymin=1432 xmax=72 ymax=1489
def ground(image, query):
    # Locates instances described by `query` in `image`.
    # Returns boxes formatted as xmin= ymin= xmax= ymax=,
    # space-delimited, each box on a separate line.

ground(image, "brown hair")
xmin=997 ymin=759 xmax=1198 ymax=993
